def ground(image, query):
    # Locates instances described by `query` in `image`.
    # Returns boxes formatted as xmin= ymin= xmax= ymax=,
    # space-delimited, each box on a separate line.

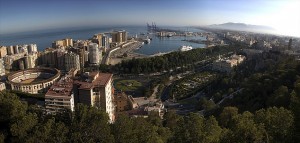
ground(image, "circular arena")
xmin=7 ymin=68 xmax=60 ymax=94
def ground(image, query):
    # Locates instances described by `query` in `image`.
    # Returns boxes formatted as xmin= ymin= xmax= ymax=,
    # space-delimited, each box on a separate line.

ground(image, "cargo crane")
xmin=147 ymin=22 xmax=158 ymax=32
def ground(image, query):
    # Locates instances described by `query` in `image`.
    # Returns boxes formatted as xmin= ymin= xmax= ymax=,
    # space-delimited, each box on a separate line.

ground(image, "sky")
xmin=0 ymin=0 xmax=299 ymax=37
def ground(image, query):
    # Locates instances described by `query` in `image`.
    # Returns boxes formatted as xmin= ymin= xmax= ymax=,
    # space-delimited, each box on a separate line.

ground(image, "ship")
xmin=144 ymin=38 xmax=151 ymax=44
xmin=179 ymin=45 xmax=193 ymax=52
xmin=167 ymin=34 xmax=173 ymax=37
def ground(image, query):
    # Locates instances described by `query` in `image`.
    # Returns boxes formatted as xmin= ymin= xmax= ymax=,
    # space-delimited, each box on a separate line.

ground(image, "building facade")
xmin=0 ymin=82 xmax=6 ymax=91
xmin=64 ymin=52 xmax=80 ymax=72
xmin=74 ymin=72 xmax=115 ymax=122
xmin=88 ymin=43 xmax=100 ymax=65
xmin=13 ymin=46 xmax=19 ymax=54
xmin=115 ymin=92 xmax=129 ymax=112
xmin=7 ymin=46 xmax=14 ymax=55
xmin=24 ymin=53 xmax=38 ymax=69
xmin=69 ymin=47 xmax=86 ymax=71
xmin=111 ymin=30 xmax=127 ymax=44
xmin=28 ymin=44 xmax=38 ymax=54
xmin=213 ymin=54 xmax=246 ymax=73
xmin=114 ymin=92 xmax=138 ymax=112
xmin=0 ymin=46 xmax=7 ymax=58
xmin=92 ymin=33 xmax=103 ymax=46
xmin=45 ymin=76 xmax=75 ymax=113
xmin=52 ymin=38 xmax=73 ymax=48
xmin=0 ymin=58 xmax=5 ymax=76
xmin=38 ymin=48 xmax=66 ymax=70
xmin=102 ymin=35 xmax=109 ymax=50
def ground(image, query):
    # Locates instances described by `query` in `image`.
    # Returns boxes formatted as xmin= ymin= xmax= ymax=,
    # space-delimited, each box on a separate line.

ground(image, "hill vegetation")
xmin=0 ymin=90 xmax=297 ymax=142
xmin=2 ymin=45 xmax=300 ymax=142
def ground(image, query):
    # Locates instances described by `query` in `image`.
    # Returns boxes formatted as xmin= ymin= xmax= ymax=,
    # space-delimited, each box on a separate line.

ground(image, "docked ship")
xmin=144 ymin=38 xmax=151 ymax=44
xmin=179 ymin=45 xmax=193 ymax=52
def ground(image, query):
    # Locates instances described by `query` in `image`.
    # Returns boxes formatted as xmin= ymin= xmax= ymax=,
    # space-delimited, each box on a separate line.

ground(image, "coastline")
xmin=108 ymin=39 xmax=210 ymax=65
xmin=108 ymin=41 xmax=148 ymax=65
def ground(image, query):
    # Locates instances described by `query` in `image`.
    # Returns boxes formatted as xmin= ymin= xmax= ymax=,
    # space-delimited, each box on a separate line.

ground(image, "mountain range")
xmin=207 ymin=22 xmax=276 ymax=34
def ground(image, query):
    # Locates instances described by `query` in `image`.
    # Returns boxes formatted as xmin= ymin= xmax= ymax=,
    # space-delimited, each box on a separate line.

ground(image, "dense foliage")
xmin=2 ymin=46 xmax=300 ymax=142
xmin=114 ymin=45 xmax=240 ymax=74
xmin=0 ymin=89 xmax=298 ymax=143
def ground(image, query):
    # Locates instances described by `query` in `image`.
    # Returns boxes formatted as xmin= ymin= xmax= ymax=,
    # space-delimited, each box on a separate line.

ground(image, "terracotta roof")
xmin=92 ymin=73 xmax=112 ymax=86
xmin=75 ymin=72 xmax=113 ymax=90
xmin=45 ymin=78 xmax=73 ymax=98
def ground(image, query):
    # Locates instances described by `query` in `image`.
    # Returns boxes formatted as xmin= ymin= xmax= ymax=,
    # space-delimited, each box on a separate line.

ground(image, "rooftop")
xmin=75 ymin=72 xmax=113 ymax=90
xmin=125 ymin=108 xmax=148 ymax=116
xmin=45 ymin=77 xmax=73 ymax=99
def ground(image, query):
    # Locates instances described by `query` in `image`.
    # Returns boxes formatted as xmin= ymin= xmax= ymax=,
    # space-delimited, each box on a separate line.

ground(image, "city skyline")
xmin=0 ymin=0 xmax=299 ymax=37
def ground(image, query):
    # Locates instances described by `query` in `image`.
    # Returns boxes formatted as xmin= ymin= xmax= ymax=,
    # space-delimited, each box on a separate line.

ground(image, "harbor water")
xmin=0 ymin=26 xmax=206 ymax=55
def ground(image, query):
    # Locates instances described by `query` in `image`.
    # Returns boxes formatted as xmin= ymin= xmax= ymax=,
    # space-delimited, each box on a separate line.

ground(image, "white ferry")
xmin=179 ymin=45 xmax=193 ymax=52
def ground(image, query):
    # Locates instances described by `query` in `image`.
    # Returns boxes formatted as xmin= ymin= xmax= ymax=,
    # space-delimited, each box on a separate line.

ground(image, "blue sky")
xmin=0 ymin=0 xmax=299 ymax=36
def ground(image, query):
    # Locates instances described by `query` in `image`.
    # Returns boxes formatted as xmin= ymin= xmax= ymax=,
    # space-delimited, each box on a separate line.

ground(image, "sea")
xmin=0 ymin=26 xmax=206 ymax=55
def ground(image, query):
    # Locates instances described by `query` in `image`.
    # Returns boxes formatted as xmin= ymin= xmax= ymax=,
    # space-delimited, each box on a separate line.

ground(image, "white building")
xmin=0 ymin=82 xmax=6 ymax=91
xmin=13 ymin=46 xmax=19 ymax=54
xmin=102 ymin=35 xmax=109 ymax=50
xmin=88 ymin=43 xmax=101 ymax=65
xmin=7 ymin=46 xmax=14 ymax=55
xmin=213 ymin=54 xmax=246 ymax=73
xmin=24 ymin=53 xmax=38 ymax=69
xmin=45 ymin=76 xmax=75 ymax=113
xmin=74 ymin=72 xmax=115 ymax=122
xmin=19 ymin=45 xmax=28 ymax=54
xmin=0 ymin=58 xmax=5 ymax=76
xmin=64 ymin=52 xmax=80 ymax=72
xmin=144 ymin=101 xmax=165 ymax=118
xmin=28 ymin=44 xmax=38 ymax=54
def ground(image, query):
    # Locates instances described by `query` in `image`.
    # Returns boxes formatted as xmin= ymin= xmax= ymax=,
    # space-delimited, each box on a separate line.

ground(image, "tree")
xmin=290 ymin=88 xmax=300 ymax=141
xmin=70 ymin=104 xmax=114 ymax=143
xmin=0 ymin=91 xmax=29 ymax=142
xmin=156 ymin=126 xmax=172 ymax=143
xmin=255 ymin=107 xmax=294 ymax=143
xmin=147 ymin=111 xmax=162 ymax=127
xmin=228 ymin=111 xmax=266 ymax=143
xmin=266 ymin=86 xmax=290 ymax=107
xmin=202 ymin=116 xmax=223 ymax=143
xmin=10 ymin=113 xmax=38 ymax=142
xmin=0 ymin=133 xmax=4 ymax=143
xmin=197 ymin=97 xmax=217 ymax=114
xmin=0 ymin=91 xmax=27 ymax=124
xmin=219 ymin=106 xmax=238 ymax=128
xmin=184 ymin=113 xmax=205 ymax=142
xmin=26 ymin=118 xmax=69 ymax=143
xmin=112 ymin=114 xmax=137 ymax=143
xmin=50 ymin=122 xmax=69 ymax=143
xmin=163 ymin=110 xmax=182 ymax=131
xmin=171 ymin=113 xmax=223 ymax=143
xmin=132 ymin=117 xmax=163 ymax=143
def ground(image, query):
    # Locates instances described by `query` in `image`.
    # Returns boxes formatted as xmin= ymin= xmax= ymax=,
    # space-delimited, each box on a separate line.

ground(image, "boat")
xmin=179 ymin=45 xmax=193 ymax=52
xmin=144 ymin=38 xmax=151 ymax=44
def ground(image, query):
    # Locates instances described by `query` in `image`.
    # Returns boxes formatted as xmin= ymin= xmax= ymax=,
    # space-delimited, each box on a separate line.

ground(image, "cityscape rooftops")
xmin=45 ymin=77 xmax=73 ymax=99
xmin=74 ymin=72 xmax=113 ymax=90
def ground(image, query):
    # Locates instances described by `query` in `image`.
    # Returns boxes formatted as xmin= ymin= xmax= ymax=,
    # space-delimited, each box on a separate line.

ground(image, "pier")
xmin=104 ymin=41 xmax=147 ymax=65
xmin=147 ymin=22 xmax=183 ymax=33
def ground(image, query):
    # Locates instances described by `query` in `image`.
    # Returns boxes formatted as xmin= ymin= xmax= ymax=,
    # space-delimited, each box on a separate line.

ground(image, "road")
xmin=102 ymin=47 xmax=120 ymax=65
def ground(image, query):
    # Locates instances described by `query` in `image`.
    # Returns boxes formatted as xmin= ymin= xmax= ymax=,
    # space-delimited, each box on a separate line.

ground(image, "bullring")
xmin=7 ymin=68 xmax=60 ymax=94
